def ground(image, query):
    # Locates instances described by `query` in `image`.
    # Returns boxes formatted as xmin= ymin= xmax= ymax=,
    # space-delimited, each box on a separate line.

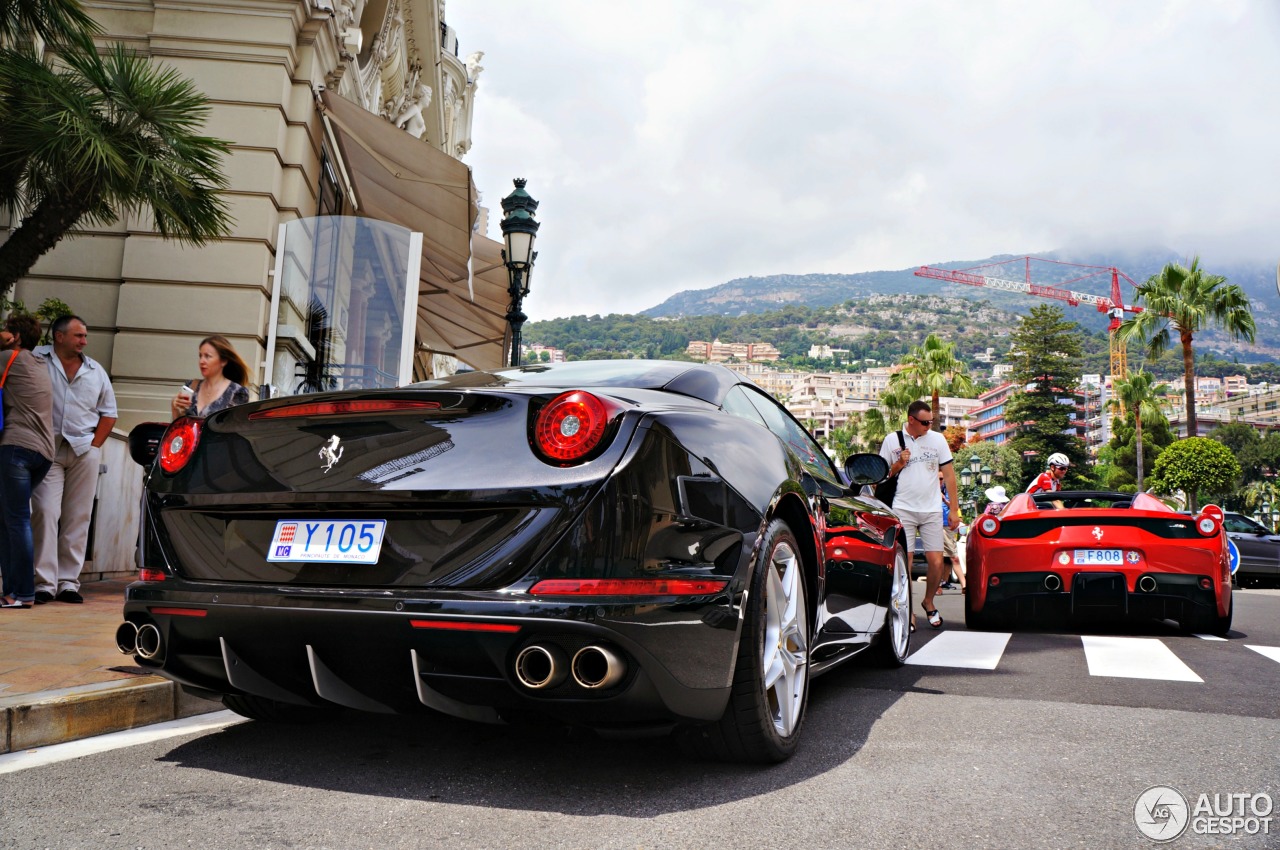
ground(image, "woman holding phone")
xmin=171 ymin=335 xmax=251 ymax=420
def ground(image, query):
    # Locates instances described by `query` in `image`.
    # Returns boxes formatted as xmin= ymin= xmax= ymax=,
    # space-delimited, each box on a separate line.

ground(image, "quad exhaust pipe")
xmin=1043 ymin=574 xmax=1062 ymax=592
xmin=513 ymin=643 xmax=628 ymax=691
xmin=135 ymin=623 xmax=163 ymax=660
xmin=571 ymin=645 xmax=625 ymax=690
xmin=115 ymin=621 xmax=139 ymax=655
xmin=514 ymin=644 xmax=568 ymax=690
xmin=1138 ymin=575 xmax=1158 ymax=593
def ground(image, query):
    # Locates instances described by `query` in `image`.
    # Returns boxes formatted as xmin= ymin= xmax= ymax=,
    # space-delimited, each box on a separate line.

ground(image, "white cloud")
xmin=448 ymin=0 xmax=1280 ymax=319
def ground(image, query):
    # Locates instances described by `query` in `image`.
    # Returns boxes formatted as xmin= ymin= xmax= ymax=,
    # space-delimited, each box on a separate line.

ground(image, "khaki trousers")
xmin=31 ymin=440 xmax=101 ymax=595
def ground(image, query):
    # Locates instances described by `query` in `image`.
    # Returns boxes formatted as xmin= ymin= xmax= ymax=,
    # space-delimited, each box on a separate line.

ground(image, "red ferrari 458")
xmin=964 ymin=491 xmax=1231 ymax=635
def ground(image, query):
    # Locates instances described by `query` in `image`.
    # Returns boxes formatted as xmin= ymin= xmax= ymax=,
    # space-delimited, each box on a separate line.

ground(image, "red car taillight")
xmin=159 ymin=417 xmax=202 ymax=474
xmin=1195 ymin=515 xmax=1219 ymax=536
xmin=529 ymin=578 xmax=729 ymax=596
xmin=977 ymin=516 xmax=1001 ymax=537
xmin=248 ymin=400 xmax=442 ymax=420
xmin=138 ymin=569 xmax=167 ymax=582
xmin=533 ymin=391 xmax=618 ymax=463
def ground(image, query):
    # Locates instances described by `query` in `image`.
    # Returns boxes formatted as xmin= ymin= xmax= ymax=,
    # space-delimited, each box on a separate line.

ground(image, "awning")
xmin=318 ymin=91 xmax=511 ymax=372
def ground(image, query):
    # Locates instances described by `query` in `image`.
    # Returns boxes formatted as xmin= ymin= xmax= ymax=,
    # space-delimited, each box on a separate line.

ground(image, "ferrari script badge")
xmin=1092 ymin=526 xmax=1104 ymax=541
xmin=319 ymin=435 xmax=344 ymax=473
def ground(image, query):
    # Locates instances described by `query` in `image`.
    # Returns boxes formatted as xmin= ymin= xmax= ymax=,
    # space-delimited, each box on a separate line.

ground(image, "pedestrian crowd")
xmin=1 ymin=315 xmax=249 ymax=609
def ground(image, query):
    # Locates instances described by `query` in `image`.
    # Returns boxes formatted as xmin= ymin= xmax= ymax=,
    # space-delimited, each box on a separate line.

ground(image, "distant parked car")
xmin=1181 ymin=511 xmax=1280 ymax=588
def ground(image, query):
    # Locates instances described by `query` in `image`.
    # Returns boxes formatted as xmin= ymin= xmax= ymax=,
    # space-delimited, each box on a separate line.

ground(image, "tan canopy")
xmin=318 ymin=91 xmax=510 ymax=372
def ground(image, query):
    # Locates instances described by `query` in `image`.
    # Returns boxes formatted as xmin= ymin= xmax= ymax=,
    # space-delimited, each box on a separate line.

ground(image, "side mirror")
xmin=844 ymin=452 xmax=889 ymax=486
xmin=128 ymin=421 xmax=170 ymax=467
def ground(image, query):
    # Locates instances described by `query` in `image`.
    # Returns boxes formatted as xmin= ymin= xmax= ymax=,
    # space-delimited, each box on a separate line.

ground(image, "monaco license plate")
xmin=1073 ymin=548 xmax=1123 ymax=566
xmin=267 ymin=519 xmax=386 ymax=564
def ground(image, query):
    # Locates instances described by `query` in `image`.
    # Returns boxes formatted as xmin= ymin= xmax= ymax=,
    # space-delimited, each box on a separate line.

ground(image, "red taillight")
xmin=1199 ymin=577 xmax=1213 ymax=589
xmin=1195 ymin=516 xmax=1219 ymax=536
xmin=529 ymin=578 xmax=729 ymax=596
xmin=159 ymin=417 xmax=202 ymax=474
xmin=978 ymin=516 xmax=1001 ymax=537
xmin=533 ymin=391 xmax=617 ymax=463
xmin=149 ymin=606 xmax=206 ymax=617
xmin=138 ymin=569 xmax=167 ymax=582
xmin=408 ymin=619 xmax=521 ymax=633
xmin=249 ymin=400 xmax=441 ymax=420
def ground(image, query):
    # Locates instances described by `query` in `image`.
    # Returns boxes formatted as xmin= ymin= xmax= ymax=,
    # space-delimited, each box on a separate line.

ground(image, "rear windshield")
xmin=411 ymin=360 xmax=694 ymax=390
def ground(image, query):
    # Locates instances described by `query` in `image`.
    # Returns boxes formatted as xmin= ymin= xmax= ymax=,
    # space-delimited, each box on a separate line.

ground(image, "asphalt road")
xmin=2 ymin=588 xmax=1278 ymax=850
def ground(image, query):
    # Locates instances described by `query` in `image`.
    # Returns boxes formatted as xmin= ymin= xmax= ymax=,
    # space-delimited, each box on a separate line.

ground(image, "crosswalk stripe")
xmin=1245 ymin=645 xmax=1280 ymax=665
xmin=1193 ymin=633 xmax=1227 ymax=641
xmin=1080 ymin=636 xmax=1203 ymax=682
xmin=906 ymin=631 xmax=1012 ymax=670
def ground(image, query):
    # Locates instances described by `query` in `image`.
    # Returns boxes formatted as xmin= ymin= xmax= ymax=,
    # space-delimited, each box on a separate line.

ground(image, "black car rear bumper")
xmin=980 ymin=571 xmax=1220 ymax=624
xmin=123 ymin=581 xmax=738 ymax=727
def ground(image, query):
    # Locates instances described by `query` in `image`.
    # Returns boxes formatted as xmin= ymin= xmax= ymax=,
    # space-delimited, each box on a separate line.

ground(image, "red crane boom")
xmin=913 ymin=256 xmax=1143 ymax=379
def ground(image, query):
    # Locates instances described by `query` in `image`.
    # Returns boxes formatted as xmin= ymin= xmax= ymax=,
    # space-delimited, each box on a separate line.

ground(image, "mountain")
xmin=642 ymin=250 xmax=1280 ymax=360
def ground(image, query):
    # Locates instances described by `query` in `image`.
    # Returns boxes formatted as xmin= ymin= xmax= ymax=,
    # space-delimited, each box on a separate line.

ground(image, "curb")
xmin=0 ymin=677 xmax=221 ymax=754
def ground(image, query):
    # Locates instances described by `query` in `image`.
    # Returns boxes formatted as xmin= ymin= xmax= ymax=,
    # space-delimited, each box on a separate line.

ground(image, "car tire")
xmin=1197 ymin=597 xmax=1233 ymax=637
xmin=222 ymin=693 xmax=326 ymax=723
xmin=869 ymin=544 xmax=912 ymax=667
xmin=680 ymin=518 xmax=810 ymax=764
xmin=964 ymin=585 xmax=995 ymax=630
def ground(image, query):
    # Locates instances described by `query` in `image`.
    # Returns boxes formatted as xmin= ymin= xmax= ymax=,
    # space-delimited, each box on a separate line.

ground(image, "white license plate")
xmin=267 ymin=520 xmax=386 ymax=564
xmin=1073 ymin=549 xmax=1123 ymax=566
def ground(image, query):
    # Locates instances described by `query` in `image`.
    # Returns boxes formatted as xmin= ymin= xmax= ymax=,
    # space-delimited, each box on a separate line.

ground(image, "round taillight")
xmin=159 ymin=417 xmax=202 ymax=474
xmin=1196 ymin=516 xmax=1218 ymax=537
xmin=978 ymin=516 xmax=1001 ymax=537
xmin=533 ymin=391 xmax=615 ymax=463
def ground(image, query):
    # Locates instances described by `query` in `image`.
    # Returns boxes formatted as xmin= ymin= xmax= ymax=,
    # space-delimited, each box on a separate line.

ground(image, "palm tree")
xmin=1117 ymin=258 xmax=1255 ymax=438
xmin=889 ymin=334 xmax=976 ymax=430
xmin=0 ymin=36 xmax=233 ymax=293
xmin=863 ymin=382 xmax=919 ymax=449
xmin=0 ymin=0 xmax=99 ymax=45
xmin=1110 ymin=370 xmax=1167 ymax=491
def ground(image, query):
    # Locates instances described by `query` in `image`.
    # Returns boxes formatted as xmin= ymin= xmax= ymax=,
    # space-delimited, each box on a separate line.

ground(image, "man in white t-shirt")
xmin=878 ymin=401 xmax=961 ymax=629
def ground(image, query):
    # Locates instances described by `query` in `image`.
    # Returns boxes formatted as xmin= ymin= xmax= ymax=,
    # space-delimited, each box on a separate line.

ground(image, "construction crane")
xmin=913 ymin=256 xmax=1143 ymax=380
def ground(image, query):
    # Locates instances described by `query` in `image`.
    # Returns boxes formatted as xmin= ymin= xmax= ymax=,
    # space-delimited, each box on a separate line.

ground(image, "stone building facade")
xmin=0 ymin=0 xmax=505 ymax=576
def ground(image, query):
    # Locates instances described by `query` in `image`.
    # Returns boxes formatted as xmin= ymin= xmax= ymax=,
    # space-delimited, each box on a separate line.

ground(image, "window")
xmin=739 ymin=386 xmax=836 ymax=480
xmin=318 ymin=148 xmax=345 ymax=217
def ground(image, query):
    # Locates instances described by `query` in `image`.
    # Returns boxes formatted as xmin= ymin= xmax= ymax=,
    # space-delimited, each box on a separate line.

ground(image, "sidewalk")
xmin=0 ymin=579 xmax=219 ymax=754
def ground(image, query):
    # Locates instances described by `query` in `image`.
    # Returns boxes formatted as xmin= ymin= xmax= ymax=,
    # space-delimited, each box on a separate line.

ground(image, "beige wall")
xmin=3 ymin=0 xmax=476 ymax=574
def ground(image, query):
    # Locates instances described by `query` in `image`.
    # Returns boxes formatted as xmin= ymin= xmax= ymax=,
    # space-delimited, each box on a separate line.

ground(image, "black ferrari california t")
xmin=120 ymin=360 xmax=910 ymax=763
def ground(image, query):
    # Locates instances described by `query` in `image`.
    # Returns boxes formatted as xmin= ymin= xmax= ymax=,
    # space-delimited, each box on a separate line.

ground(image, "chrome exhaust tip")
xmin=1044 ymin=574 xmax=1062 ymax=592
xmin=136 ymin=623 xmax=163 ymax=660
xmin=115 ymin=621 xmax=139 ymax=655
xmin=571 ymin=645 xmax=626 ymax=690
xmin=1138 ymin=575 xmax=1157 ymax=593
xmin=514 ymin=644 xmax=568 ymax=690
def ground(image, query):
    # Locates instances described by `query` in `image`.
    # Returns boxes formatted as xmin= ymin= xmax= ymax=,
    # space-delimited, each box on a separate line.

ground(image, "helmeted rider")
xmin=1026 ymin=452 xmax=1070 ymax=494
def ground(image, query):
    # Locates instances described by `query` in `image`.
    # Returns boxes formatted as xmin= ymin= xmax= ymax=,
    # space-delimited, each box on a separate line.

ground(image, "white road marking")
xmin=1192 ymin=633 xmax=1227 ymax=641
xmin=0 ymin=710 xmax=245 ymax=775
xmin=1080 ymin=636 xmax=1203 ymax=682
xmin=906 ymin=631 xmax=1012 ymax=670
xmin=1245 ymin=645 xmax=1280 ymax=665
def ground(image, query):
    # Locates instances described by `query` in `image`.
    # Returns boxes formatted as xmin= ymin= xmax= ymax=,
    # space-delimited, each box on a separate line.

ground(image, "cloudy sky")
xmin=448 ymin=0 xmax=1280 ymax=320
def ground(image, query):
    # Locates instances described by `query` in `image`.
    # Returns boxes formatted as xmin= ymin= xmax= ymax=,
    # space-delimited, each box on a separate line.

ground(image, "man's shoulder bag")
xmin=0 ymin=349 xmax=18 ymax=432
xmin=872 ymin=430 xmax=906 ymax=506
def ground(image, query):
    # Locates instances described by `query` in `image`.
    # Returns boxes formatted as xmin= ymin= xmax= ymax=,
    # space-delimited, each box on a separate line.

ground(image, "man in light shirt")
xmin=879 ymin=400 xmax=961 ymax=629
xmin=30 ymin=316 xmax=117 ymax=604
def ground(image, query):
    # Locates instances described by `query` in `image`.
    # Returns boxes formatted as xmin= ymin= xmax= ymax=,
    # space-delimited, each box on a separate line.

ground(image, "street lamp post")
xmin=969 ymin=455 xmax=982 ymax=478
xmin=500 ymin=178 xmax=540 ymax=368
xmin=980 ymin=465 xmax=993 ymax=486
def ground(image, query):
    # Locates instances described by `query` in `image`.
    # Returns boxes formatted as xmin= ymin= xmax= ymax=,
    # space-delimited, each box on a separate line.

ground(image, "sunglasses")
xmin=912 ymin=417 xmax=934 ymax=425
xmin=1051 ymin=464 xmax=1068 ymax=470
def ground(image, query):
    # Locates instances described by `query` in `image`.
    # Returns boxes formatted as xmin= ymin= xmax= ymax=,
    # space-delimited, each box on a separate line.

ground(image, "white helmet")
xmin=1047 ymin=452 xmax=1070 ymax=469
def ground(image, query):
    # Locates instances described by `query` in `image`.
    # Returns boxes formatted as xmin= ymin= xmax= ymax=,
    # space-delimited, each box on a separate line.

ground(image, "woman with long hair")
xmin=171 ymin=335 xmax=251 ymax=420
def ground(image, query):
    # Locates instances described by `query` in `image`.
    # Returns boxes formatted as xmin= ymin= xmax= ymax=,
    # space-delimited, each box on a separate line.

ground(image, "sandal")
xmin=0 ymin=596 xmax=31 ymax=609
xmin=924 ymin=608 xmax=942 ymax=629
